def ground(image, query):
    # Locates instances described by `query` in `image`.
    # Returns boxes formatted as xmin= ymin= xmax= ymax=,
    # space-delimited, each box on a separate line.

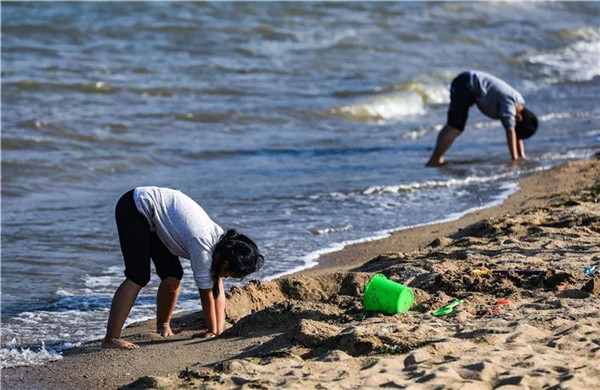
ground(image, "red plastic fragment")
xmin=493 ymin=307 xmax=502 ymax=312
xmin=556 ymin=284 xmax=568 ymax=291
xmin=495 ymin=300 xmax=512 ymax=305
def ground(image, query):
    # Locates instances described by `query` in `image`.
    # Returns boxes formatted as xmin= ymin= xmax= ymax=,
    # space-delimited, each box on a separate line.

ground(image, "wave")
xmin=390 ymin=79 xmax=449 ymax=105
xmin=402 ymin=126 xmax=443 ymax=140
xmin=179 ymin=145 xmax=398 ymax=160
xmin=469 ymin=110 xmax=596 ymax=131
xmin=244 ymin=26 xmax=357 ymax=58
xmin=1 ymin=340 xmax=63 ymax=368
xmin=329 ymin=91 xmax=426 ymax=122
xmin=10 ymin=81 xmax=249 ymax=98
xmin=1 ymin=272 xmax=202 ymax=368
xmin=329 ymin=76 xmax=449 ymax=122
xmin=523 ymin=27 xmax=600 ymax=82
xmin=334 ymin=168 xmax=548 ymax=198
xmin=1 ymin=136 xmax=62 ymax=151
xmin=537 ymin=149 xmax=596 ymax=161
xmin=309 ymin=224 xmax=352 ymax=236
xmin=538 ymin=111 xmax=596 ymax=122
xmin=14 ymin=80 xmax=115 ymax=93
xmin=332 ymin=149 xmax=591 ymax=198
xmin=331 ymin=78 xmax=449 ymax=105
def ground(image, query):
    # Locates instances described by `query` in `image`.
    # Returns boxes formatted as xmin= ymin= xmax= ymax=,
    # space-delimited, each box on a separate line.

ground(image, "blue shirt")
xmin=468 ymin=70 xmax=525 ymax=133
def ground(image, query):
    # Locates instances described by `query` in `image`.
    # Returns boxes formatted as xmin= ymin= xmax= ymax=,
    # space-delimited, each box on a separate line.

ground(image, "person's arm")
xmin=199 ymin=288 xmax=217 ymax=335
xmin=214 ymin=278 xmax=226 ymax=334
xmin=500 ymin=99 xmax=521 ymax=161
xmin=517 ymin=139 xmax=526 ymax=159
xmin=198 ymin=278 xmax=226 ymax=335
xmin=505 ymin=130 xmax=519 ymax=160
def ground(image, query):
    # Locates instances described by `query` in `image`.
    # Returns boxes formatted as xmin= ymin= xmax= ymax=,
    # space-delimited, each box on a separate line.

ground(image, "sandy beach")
xmin=2 ymin=156 xmax=599 ymax=390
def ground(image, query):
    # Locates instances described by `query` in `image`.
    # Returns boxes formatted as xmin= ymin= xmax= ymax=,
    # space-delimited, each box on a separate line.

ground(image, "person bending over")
xmin=426 ymin=70 xmax=538 ymax=167
xmin=102 ymin=186 xmax=264 ymax=349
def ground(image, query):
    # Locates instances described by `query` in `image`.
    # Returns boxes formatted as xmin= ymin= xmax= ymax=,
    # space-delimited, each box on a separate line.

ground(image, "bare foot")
xmin=191 ymin=330 xmax=216 ymax=339
xmin=426 ymin=157 xmax=445 ymax=167
xmin=426 ymin=161 xmax=445 ymax=167
xmin=101 ymin=338 xmax=140 ymax=350
xmin=157 ymin=325 xmax=176 ymax=337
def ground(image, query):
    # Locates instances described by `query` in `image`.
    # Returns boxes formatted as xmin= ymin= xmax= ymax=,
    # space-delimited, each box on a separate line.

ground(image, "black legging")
xmin=447 ymin=72 xmax=476 ymax=132
xmin=115 ymin=189 xmax=183 ymax=287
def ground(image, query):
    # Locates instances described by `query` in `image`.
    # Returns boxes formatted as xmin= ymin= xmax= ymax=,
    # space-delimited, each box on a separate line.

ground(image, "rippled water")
xmin=2 ymin=2 xmax=599 ymax=367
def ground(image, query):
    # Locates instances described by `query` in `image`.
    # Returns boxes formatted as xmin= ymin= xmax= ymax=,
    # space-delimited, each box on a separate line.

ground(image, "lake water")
xmin=2 ymin=2 xmax=599 ymax=367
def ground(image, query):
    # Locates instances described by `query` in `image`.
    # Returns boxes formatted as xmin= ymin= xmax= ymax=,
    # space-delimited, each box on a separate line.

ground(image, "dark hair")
xmin=515 ymin=106 xmax=538 ymax=140
xmin=211 ymin=229 xmax=264 ymax=298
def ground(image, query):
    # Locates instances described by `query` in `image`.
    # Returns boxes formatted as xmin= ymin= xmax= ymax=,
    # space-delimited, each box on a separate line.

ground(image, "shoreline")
xmin=288 ymin=181 xmax=520 ymax=277
xmin=309 ymin=158 xmax=598 ymax=274
xmin=281 ymin=162 xmax=579 ymax=281
xmin=2 ymin=155 xmax=599 ymax=389
xmin=0 ymin=164 xmax=532 ymax=367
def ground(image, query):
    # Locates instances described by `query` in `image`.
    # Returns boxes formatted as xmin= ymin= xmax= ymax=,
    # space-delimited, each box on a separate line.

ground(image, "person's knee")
xmin=125 ymin=272 xmax=150 ymax=288
xmin=160 ymin=276 xmax=181 ymax=290
xmin=157 ymin=264 xmax=183 ymax=283
xmin=440 ymin=125 xmax=462 ymax=139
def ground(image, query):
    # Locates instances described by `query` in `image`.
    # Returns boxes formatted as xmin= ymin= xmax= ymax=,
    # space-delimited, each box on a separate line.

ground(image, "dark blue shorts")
xmin=447 ymin=72 xmax=476 ymax=131
xmin=115 ymin=189 xmax=183 ymax=287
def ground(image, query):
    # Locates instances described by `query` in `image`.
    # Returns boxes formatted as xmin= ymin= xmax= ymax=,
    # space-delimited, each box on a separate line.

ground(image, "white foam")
xmin=253 ymin=28 xmax=357 ymax=56
xmin=309 ymin=224 xmax=352 ymax=236
xmin=392 ymin=81 xmax=449 ymax=105
xmin=293 ymin=29 xmax=358 ymax=51
xmin=85 ymin=275 xmax=119 ymax=288
xmin=524 ymin=28 xmax=600 ymax=82
xmin=402 ymin=129 xmax=428 ymax=140
xmin=329 ymin=75 xmax=449 ymax=123
xmin=537 ymin=149 xmax=595 ymax=161
xmin=538 ymin=111 xmax=595 ymax=122
xmin=1 ymin=341 xmax=63 ymax=368
xmin=55 ymin=288 xmax=75 ymax=297
xmin=329 ymin=92 xmax=426 ymax=122
xmin=471 ymin=120 xmax=500 ymax=129
xmin=1 ymin=293 xmax=164 ymax=368
xmin=352 ymin=169 xmax=542 ymax=197
xmin=83 ymin=265 xmax=126 ymax=294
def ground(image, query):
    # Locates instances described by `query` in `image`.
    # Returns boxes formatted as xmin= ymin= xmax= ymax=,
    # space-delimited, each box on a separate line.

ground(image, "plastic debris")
xmin=584 ymin=265 xmax=596 ymax=275
xmin=432 ymin=299 xmax=464 ymax=317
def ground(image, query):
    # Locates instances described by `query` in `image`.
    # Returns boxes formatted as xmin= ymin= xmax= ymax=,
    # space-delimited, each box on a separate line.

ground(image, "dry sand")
xmin=2 ymin=156 xmax=599 ymax=390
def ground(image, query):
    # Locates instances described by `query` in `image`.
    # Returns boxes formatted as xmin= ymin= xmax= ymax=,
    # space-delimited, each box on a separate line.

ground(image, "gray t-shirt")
xmin=133 ymin=186 xmax=224 ymax=290
xmin=468 ymin=70 xmax=524 ymax=133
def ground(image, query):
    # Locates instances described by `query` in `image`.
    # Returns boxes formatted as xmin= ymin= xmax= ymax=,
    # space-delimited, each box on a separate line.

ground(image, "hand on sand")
xmin=191 ymin=330 xmax=216 ymax=339
xmin=101 ymin=338 xmax=140 ymax=350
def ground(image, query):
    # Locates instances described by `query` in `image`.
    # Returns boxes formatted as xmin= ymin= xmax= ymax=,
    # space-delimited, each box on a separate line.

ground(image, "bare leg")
xmin=426 ymin=125 xmax=462 ymax=167
xmin=102 ymin=279 xmax=142 ymax=349
xmin=156 ymin=277 xmax=180 ymax=336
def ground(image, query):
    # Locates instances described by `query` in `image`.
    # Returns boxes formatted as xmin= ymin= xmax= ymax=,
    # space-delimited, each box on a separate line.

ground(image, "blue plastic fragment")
xmin=584 ymin=265 xmax=596 ymax=275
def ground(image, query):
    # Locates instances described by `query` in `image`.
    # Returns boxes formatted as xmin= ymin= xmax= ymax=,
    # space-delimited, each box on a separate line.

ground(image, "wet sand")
xmin=2 ymin=156 xmax=599 ymax=390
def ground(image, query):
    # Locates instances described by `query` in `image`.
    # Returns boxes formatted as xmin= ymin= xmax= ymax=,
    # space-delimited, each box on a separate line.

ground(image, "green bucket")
xmin=363 ymin=274 xmax=414 ymax=314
